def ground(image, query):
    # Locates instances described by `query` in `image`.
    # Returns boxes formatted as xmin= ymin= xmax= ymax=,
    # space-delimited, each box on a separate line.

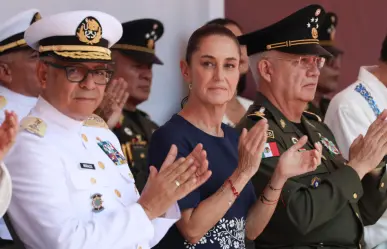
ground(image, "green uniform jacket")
xmin=113 ymin=109 xmax=158 ymax=193
xmin=236 ymin=93 xmax=387 ymax=249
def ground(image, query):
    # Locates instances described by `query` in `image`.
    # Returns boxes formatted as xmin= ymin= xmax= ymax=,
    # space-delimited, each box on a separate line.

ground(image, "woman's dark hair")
xmin=206 ymin=18 xmax=243 ymax=32
xmin=181 ymin=24 xmax=241 ymax=108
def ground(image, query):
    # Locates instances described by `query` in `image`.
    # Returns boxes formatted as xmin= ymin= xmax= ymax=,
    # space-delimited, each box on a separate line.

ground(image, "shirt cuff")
xmin=150 ymin=203 xmax=181 ymax=247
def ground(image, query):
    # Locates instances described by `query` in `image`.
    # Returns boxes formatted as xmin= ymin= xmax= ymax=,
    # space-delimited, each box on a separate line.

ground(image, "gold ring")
xmin=175 ymin=180 xmax=180 ymax=187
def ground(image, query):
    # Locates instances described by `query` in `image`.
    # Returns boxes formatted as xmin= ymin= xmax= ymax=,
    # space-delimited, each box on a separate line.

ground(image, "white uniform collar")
xmin=33 ymin=96 xmax=84 ymax=130
xmin=358 ymin=66 xmax=387 ymax=96
xmin=0 ymin=85 xmax=37 ymax=106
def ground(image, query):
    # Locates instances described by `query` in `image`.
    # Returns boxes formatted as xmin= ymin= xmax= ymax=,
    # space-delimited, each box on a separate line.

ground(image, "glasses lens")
xmin=92 ymin=70 xmax=113 ymax=85
xmin=65 ymin=66 xmax=88 ymax=82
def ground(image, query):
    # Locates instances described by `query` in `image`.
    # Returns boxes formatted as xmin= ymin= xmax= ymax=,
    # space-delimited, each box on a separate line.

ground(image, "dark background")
xmin=225 ymin=0 xmax=386 ymax=99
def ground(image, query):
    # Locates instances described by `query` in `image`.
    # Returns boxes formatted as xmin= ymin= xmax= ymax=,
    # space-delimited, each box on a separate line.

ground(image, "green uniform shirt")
xmin=236 ymin=92 xmax=387 ymax=249
xmin=113 ymin=109 xmax=158 ymax=193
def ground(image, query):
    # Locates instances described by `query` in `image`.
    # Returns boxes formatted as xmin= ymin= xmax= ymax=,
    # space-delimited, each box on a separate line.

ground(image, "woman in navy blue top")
xmin=148 ymin=24 xmax=322 ymax=249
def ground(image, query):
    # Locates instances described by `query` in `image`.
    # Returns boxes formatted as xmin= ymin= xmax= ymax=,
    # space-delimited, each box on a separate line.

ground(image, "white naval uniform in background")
xmin=0 ymin=85 xmax=38 ymax=240
xmin=4 ymin=97 xmax=180 ymax=249
xmin=0 ymin=162 xmax=11 ymax=218
xmin=0 ymin=85 xmax=37 ymax=123
xmin=222 ymin=96 xmax=253 ymax=127
xmin=324 ymin=65 xmax=387 ymax=249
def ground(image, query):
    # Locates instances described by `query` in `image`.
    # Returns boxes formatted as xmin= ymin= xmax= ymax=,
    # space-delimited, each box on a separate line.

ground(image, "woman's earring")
xmin=188 ymin=83 xmax=192 ymax=90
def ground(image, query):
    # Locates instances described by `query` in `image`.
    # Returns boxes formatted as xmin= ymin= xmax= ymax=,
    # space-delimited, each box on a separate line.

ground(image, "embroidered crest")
xmin=76 ymin=16 xmax=102 ymax=45
xmin=83 ymin=114 xmax=108 ymax=129
xmin=307 ymin=9 xmax=320 ymax=39
xmin=20 ymin=117 xmax=47 ymax=137
xmin=355 ymin=83 xmax=381 ymax=117
xmin=91 ymin=193 xmax=104 ymax=213
xmin=320 ymin=136 xmax=340 ymax=155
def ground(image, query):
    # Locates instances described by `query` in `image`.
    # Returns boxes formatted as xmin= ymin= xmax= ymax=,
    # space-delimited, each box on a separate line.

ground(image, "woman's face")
xmin=224 ymin=23 xmax=248 ymax=75
xmin=181 ymin=34 xmax=241 ymax=106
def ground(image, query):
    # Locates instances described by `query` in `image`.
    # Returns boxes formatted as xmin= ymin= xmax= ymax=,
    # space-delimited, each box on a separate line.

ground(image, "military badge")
xmin=310 ymin=177 xmax=321 ymax=188
xmin=320 ymin=136 xmax=340 ymax=155
xmin=91 ymin=193 xmax=104 ymax=213
xmin=97 ymin=140 xmax=127 ymax=165
xmin=76 ymin=16 xmax=102 ymax=45
xmin=267 ymin=130 xmax=275 ymax=139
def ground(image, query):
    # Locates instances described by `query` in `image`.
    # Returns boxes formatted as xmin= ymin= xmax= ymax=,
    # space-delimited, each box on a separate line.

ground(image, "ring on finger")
xmin=175 ymin=180 xmax=180 ymax=187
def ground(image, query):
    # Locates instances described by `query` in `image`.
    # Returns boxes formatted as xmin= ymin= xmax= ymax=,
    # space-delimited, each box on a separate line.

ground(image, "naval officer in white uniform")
xmin=4 ymin=10 xmax=211 ymax=249
xmin=325 ymin=35 xmax=387 ymax=249
xmin=0 ymin=9 xmax=43 ymax=244
xmin=0 ymin=9 xmax=42 ymax=123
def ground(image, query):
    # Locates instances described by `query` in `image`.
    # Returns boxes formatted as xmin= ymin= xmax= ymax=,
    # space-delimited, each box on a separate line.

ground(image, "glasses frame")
xmin=264 ymin=56 xmax=326 ymax=70
xmin=43 ymin=60 xmax=114 ymax=85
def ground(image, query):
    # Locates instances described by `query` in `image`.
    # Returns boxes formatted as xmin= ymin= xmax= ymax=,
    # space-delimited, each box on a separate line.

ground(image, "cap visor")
xmin=118 ymin=50 xmax=163 ymax=65
xmin=277 ymin=44 xmax=333 ymax=58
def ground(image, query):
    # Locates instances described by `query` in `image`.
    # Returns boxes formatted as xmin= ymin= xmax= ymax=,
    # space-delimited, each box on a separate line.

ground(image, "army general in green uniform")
xmin=236 ymin=5 xmax=387 ymax=249
xmin=109 ymin=19 xmax=164 ymax=192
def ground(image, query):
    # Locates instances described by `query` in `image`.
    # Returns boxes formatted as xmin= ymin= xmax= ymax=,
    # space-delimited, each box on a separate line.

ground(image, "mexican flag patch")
xmin=262 ymin=142 xmax=280 ymax=158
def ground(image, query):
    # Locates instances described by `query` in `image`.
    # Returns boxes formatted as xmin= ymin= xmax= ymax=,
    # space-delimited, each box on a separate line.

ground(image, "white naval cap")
xmin=25 ymin=10 xmax=123 ymax=62
xmin=0 ymin=9 xmax=41 ymax=55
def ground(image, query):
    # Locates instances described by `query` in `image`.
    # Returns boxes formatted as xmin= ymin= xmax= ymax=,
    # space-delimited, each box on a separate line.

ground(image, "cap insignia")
xmin=76 ymin=16 xmax=102 ymax=45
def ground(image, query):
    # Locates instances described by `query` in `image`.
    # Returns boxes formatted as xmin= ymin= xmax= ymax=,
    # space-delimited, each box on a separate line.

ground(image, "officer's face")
xmin=112 ymin=51 xmax=153 ymax=106
xmin=224 ymin=24 xmax=248 ymax=75
xmin=0 ymin=49 xmax=41 ymax=97
xmin=37 ymin=57 xmax=109 ymax=120
xmin=317 ymin=54 xmax=342 ymax=94
xmin=266 ymin=51 xmax=321 ymax=102
xmin=181 ymin=35 xmax=240 ymax=106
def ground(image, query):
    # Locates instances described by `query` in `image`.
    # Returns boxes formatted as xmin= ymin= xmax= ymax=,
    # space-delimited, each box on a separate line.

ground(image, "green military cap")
xmin=238 ymin=4 xmax=332 ymax=57
xmin=318 ymin=12 xmax=343 ymax=56
xmin=112 ymin=18 xmax=164 ymax=65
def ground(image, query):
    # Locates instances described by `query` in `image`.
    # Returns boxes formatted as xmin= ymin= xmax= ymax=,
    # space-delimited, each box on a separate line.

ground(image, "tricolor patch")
xmin=262 ymin=142 xmax=280 ymax=158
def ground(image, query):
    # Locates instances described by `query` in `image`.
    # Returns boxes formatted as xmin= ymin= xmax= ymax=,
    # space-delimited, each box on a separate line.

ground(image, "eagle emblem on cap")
xmin=76 ymin=16 xmax=102 ymax=45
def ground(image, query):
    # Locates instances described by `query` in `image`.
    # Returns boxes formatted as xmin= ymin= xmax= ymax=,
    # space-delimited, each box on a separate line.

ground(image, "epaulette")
xmin=20 ymin=116 xmax=47 ymax=137
xmin=0 ymin=96 xmax=7 ymax=110
xmin=247 ymin=106 xmax=267 ymax=121
xmin=83 ymin=114 xmax=108 ymax=129
xmin=303 ymin=111 xmax=322 ymax=122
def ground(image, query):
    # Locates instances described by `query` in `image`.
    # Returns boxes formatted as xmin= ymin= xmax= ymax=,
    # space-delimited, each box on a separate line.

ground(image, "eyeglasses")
xmin=266 ymin=56 xmax=326 ymax=69
xmin=43 ymin=61 xmax=114 ymax=85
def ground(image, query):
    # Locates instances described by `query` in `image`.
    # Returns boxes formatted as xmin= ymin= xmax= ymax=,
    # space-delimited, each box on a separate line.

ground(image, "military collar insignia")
xmin=76 ymin=16 xmax=102 ymax=45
